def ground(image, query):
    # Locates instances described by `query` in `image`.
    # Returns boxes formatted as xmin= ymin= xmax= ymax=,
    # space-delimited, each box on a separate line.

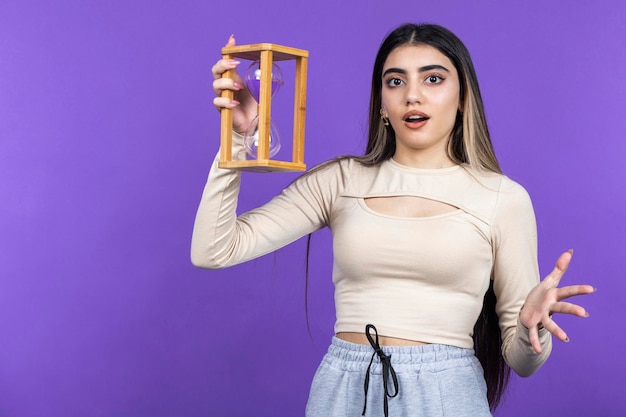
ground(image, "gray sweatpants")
xmin=306 ymin=337 xmax=491 ymax=417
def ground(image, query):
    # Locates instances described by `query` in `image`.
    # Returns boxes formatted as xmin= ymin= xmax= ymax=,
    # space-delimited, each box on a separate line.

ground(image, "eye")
xmin=425 ymin=74 xmax=444 ymax=84
xmin=386 ymin=78 xmax=404 ymax=88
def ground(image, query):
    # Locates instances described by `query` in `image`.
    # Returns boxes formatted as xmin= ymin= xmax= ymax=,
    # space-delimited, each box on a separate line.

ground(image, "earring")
xmin=380 ymin=108 xmax=389 ymax=126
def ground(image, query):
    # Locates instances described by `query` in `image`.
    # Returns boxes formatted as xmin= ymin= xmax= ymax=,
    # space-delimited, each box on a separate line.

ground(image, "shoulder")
xmin=486 ymin=173 xmax=536 ymax=227
xmin=285 ymin=156 xmax=377 ymax=198
xmin=303 ymin=156 xmax=378 ymax=182
xmin=458 ymin=167 xmax=534 ymax=223
xmin=496 ymin=175 xmax=534 ymax=210
xmin=465 ymin=168 xmax=531 ymax=201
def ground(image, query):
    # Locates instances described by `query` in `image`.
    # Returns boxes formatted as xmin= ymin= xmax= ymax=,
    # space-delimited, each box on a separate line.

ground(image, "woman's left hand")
xmin=519 ymin=250 xmax=596 ymax=354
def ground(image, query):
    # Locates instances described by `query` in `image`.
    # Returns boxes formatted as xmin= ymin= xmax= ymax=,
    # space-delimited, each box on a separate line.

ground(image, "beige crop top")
xmin=191 ymin=135 xmax=552 ymax=377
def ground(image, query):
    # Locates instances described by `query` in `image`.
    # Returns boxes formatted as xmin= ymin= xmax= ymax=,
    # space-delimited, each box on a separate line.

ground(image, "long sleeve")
xmin=491 ymin=178 xmax=552 ymax=377
xmin=190 ymin=133 xmax=342 ymax=269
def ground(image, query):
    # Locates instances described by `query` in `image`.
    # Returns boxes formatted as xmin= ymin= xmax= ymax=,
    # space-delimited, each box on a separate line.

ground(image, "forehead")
xmin=383 ymin=44 xmax=456 ymax=72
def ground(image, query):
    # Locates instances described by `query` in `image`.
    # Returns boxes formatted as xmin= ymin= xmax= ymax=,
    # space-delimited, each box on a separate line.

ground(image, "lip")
xmin=402 ymin=110 xmax=429 ymax=128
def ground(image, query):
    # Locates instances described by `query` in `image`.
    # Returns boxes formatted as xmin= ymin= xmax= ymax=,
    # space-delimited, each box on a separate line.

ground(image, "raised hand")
xmin=519 ymin=250 xmax=596 ymax=354
xmin=211 ymin=35 xmax=257 ymax=135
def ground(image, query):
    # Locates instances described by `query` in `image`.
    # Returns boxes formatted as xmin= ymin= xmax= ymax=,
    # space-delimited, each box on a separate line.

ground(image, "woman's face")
xmin=381 ymin=44 xmax=460 ymax=166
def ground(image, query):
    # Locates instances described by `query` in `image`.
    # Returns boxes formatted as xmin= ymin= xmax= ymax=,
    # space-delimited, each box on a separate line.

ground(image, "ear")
xmin=380 ymin=107 xmax=389 ymax=119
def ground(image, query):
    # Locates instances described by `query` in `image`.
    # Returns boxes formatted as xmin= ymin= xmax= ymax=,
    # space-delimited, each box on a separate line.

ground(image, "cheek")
xmin=434 ymin=91 xmax=460 ymax=120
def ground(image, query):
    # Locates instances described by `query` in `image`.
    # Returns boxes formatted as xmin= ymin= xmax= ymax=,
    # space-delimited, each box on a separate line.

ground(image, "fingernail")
xmin=231 ymin=99 xmax=240 ymax=106
xmin=229 ymin=34 xmax=235 ymax=40
xmin=229 ymin=59 xmax=241 ymax=66
xmin=233 ymin=82 xmax=243 ymax=89
xmin=564 ymin=337 xmax=570 ymax=342
xmin=568 ymin=248 xmax=574 ymax=255
xmin=584 ymin=312 xmax=590 ymax=318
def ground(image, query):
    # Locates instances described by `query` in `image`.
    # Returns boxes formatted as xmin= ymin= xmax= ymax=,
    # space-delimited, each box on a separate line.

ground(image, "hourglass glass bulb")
xmin=243 ymin=60 xmax=284 ymax=159
xmin=244 ymin=60 xmax=284 ymax=103
xmin=244 ymin=115 xmax=281 ymax=159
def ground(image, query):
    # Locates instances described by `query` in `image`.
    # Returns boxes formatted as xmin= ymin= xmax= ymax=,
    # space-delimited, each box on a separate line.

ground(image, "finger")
xmin=550 ymin=301 xmax=589 ymax=318
xmin=555 ymin=284 xmax=596 ymax=301
xmin=225 ymin=34 xmax=236 ymax=48
xmin=213 ymin=96 xmax=240 ymax=110
xmin=210 ymin=35 xmax=239 ymax=80
xmin=211 ymin=58 xmax=241 ymax=81
xmin=542 ymin=316 xmax=569 ymax=342
xmin=543 ymin=250 xmax=573 ymax=287
xmin=213 ymin=78 xmax=244 ymax=96
xmin=528 ymin=323 xmax=542 ymax=354
xmin=554 ymin=249 xmax=573 ymax=273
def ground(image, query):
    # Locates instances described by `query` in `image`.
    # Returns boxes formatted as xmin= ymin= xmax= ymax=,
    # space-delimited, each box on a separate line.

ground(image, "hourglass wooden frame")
xmin=219 ymin=43 xmax=309 ymax=172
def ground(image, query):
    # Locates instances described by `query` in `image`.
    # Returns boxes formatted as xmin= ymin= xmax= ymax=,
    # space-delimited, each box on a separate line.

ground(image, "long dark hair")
xmin=306 ymin=23 xmax=510 ymax=411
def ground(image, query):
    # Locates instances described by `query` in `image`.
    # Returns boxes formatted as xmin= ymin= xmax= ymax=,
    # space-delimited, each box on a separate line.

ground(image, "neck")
xmin=392 ymin=148 xmax=457 ymax=169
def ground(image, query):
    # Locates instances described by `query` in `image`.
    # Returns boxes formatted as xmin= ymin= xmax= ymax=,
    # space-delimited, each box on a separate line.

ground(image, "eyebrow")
xmin=382 ymin=64 xmax=450 ymax=77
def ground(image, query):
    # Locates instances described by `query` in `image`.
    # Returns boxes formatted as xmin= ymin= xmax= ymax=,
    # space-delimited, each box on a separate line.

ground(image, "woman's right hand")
xmin=211 ymin=35 xmax=257 ymax=135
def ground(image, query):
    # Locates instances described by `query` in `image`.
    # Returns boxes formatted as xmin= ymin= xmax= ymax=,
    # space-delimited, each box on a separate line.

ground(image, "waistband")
xmin=326 ymin=336 xmax=476 ymax=371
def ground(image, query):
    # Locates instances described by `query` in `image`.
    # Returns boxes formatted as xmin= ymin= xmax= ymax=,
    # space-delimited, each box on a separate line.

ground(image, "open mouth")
xmin=404 ymin=114 xmax=429 ymax=123
xmin=402 ymin=110 xmax=430 ymax=123
xmin=403 ymin=111 xmax=430 ymax=125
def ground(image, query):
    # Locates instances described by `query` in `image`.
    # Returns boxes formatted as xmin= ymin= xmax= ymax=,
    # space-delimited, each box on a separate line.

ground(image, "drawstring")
xmin=362 ymin=324 xmax=399 ymax=417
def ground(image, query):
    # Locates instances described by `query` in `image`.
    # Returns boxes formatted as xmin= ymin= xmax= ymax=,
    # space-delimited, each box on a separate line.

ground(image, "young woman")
xmin=192 ymin=23 xmax=594 ymax=416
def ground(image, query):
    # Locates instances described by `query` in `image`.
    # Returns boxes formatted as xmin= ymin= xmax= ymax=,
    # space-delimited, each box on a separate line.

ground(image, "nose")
xmin=405 ymin=83 xmax=422 ymax=105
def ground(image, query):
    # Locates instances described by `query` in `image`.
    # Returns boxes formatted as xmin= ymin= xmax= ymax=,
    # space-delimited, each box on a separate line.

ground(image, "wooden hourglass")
xmin=219 ymin=43 xmax=309 ymax=172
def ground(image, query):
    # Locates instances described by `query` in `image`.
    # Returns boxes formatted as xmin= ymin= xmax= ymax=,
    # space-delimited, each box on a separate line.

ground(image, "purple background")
xmin=1 ymin=1 xmax=624 ymax=416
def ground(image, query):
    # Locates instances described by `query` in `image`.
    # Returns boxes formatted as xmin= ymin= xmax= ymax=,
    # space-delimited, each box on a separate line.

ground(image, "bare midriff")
xmin=336 ymin=332 xmax=428 ymax=346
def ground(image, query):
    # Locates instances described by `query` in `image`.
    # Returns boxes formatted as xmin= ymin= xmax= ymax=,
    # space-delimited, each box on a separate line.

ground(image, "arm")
xmin=492 ymin=179 xmax=596 ymax=376
xmin=190 ymin=139 xmax=342 ymax=269
xmin=491 ymin=179 xmax=551 ymax=377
